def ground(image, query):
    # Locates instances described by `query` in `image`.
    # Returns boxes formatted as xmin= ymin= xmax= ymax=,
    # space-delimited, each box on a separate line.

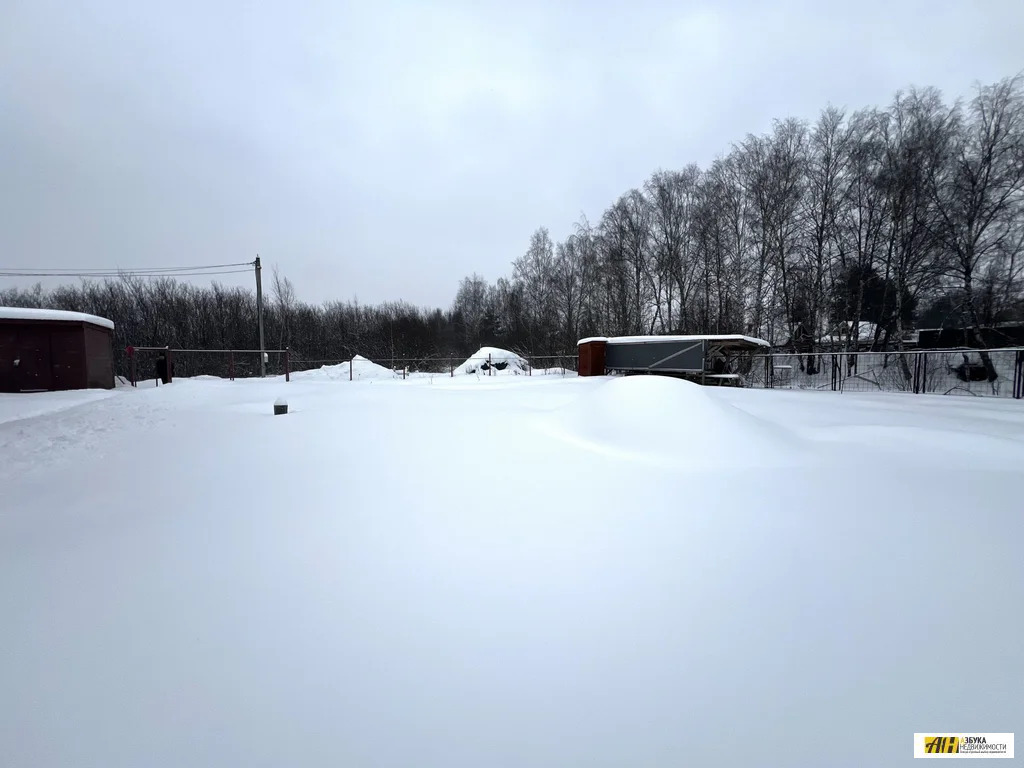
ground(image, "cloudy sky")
xmin=2 ymin=0 xmax=1022 ymax=308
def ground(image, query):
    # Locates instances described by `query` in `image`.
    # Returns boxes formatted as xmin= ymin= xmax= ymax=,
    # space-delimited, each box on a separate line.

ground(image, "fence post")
xmin=229 ymin=350 xmax=235 ymax=381
xmin=131 ymin=354 xmax=137 ymax=387
xmin=285 ymin=348 xmax=290 ymax=382
xmin=403 ymin=367 xmax=406 ymax=380
xmin=831 ymin=354 xmax=839 ymax=392
xmin=450 ymin=360 xmax=453 ymax=378
xmin=488 ymin=353 xmax=492 ymax=376
xmin=913 ymin=353 xmax=921 ymax=394
xmin=765 ymin=356 xmax=771 ymax=388
xmin=166 ymin=346 xmax=173 ymax=384
xmin=1011 ymin=348 xmax=1019 ymax=397
xmin=350 ymin=359 xmax=353 ymax=381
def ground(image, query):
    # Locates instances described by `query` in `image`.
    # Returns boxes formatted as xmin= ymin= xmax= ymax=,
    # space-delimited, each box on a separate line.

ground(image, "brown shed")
xmin=577 ymin=338 xmax=607 ymax=376
xmin=0 ymin=307 xmax=115 ymax=392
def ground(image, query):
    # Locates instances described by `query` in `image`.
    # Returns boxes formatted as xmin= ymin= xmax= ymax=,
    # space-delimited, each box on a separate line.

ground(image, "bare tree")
xmin=932 ymin=75 xmax=1024 ymax=379
xmin=833 ymin=108 xmax=888 ymax=349
xmin=740 ymin=119 xmax=807 ymax=343
xmin=512 ymin=227 xmax=558 ymax=352
xmin=271 ymin=265 xmax=296 ymax=349
xmin=799 ymin=106 xmax=848 ymax=358
xmin=551 ymin=217 xmax=597 ymax=348
xmin=877 ymin=88 xmax=953 ymax=364
xmin=600 ymin=191 xmax=656 ymax=334
xmin=452 ymin=273 xmax=491 ymax=349
xmin=645 ymin=167 xmax=700 ymax=332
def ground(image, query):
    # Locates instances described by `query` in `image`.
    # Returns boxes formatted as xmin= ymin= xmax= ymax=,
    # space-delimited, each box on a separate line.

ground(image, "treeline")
xmin=453 ymin=74 xmax=1024 ymax=355
xmin=0 ymin=275 xmax=471 ymax=377
xmin=3 ymin=75 xmax=1023 ymax=377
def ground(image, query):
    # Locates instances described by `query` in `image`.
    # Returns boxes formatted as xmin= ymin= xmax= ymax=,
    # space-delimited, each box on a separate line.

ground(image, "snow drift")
xmin=453 ymin=347 xmax=529 ymax=375
xmin=2 ymin=376 xmax=1021 ymax=766
xmin=291 ymin=354 xmax=398 ymax=381
xmin=546 ymin=374 xmax=800 ymax=467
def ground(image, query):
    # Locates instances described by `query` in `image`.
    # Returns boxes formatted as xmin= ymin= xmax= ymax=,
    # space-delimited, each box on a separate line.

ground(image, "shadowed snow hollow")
xmin=547 ymin=375 xmax=801 ymax=467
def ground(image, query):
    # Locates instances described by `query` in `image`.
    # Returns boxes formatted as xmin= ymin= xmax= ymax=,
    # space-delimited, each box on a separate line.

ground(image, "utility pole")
xmin=255 ymin=255 xmax=266 ymax=377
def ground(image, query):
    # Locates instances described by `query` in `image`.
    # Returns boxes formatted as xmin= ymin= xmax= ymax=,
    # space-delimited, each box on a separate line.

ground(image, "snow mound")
xmin=548 ymin=375 xmax=800 ymax=467
xmin=453 ymin=346 xmax=529 ymax=375
xmin=292 ymin=355 xmax=398 ymax=382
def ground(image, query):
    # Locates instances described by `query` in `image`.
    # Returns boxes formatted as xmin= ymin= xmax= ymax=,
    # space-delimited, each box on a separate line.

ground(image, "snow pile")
xmin=291 ymin=354 xmax=398 ymax=381
xmin=453 ymin=346 xmax=529 ymax=375
xmin=547 ymin=374 xmax=799 ymax=467
xmin=0 ymin=306 xmax=115 ymax=330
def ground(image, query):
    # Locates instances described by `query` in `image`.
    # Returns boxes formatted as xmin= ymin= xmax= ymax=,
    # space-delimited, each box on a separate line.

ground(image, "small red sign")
xmin=126 ymin=345 xmax=135 ymax=357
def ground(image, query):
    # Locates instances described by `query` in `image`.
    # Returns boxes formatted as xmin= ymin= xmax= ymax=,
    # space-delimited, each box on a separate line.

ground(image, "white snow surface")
xmin=453 ymin=346 xmax=529 ymax=375
xmin=0 ymin=389 xmax=116 ymax=425
xmin=1 ymin=375 xmax=1021 ymax=767
xmin=0 ymin=305 xmax=115 ymax=329
xmin=578 ymin=333 xmax=770 ymax=347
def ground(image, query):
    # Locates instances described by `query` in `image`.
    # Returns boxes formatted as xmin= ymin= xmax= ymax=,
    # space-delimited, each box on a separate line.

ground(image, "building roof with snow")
xmin=0 ymin=306 xmax=115 ymax=330
xmin=577 ymin=334 xmax=770 ymax=349
xmin=821 ymin=321 xmax=879 ymax=345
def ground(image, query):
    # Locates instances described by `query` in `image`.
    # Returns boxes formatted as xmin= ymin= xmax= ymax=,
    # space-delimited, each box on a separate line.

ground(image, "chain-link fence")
xmin=748 ymin=349 xmax=1024 ymax=399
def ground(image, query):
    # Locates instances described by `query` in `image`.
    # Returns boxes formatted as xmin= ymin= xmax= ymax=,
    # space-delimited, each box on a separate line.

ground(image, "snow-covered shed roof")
xmin=0 ymin=306 xmax=115 ymax=330
xmin=578 ymin=334 xmax=770 ymax=348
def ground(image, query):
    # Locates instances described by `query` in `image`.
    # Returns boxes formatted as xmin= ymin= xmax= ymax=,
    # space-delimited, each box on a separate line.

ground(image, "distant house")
xmin=822 ymin=321 xmax=880 ymax=349
xmin=917 ymin=323 xmax=1024 ymax=350
xmin=778 ymin=320 xmax=879 ymax=351
xmin=817 ymin=321 xmax=920 ymax=350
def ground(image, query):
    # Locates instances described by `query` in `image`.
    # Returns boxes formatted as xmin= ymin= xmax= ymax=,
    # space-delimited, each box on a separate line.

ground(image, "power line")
xmin=0 ymin=261 xmax=254 ymax=275
xmin=0 ymin=272 xmax=251 ymax=280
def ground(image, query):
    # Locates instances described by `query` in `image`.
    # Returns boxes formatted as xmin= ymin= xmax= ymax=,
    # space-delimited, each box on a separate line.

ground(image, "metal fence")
xmin=747 ymin=349 xmax=1024 ymax=399
xmin=126 ymin=347 xmax=292 ymax=385
xmin=125 ymin=343 xmax=1024 ymax=399
xmin=125 ymin=347 xmax=578 ymax=384
xmin=287 ymin=353 xmax=578 ymax=379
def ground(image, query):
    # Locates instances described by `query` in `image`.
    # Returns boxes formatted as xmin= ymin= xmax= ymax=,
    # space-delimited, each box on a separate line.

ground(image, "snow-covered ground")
xmin=0 ymin=388 xmax=116 ymax=426
xmin=1 ymin=375 xmax=1021 ymax=767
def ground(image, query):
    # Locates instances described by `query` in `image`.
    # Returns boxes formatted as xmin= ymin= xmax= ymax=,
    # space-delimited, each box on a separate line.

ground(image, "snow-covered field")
xmin=1 ymin=374 xmax=1022 ymax=767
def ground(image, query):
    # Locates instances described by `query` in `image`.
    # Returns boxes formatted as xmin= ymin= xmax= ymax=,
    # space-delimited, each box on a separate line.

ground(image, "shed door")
xmin=13 ymin=329 xmax=53 ymax=391
xmin=0 ymin=328 xmax=16 ymax=392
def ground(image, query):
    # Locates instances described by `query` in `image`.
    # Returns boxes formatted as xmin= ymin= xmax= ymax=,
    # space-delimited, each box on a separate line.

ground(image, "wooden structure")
xmin=578 ymin=339 xmax=607 ymax=376
xmin=0 ymin=307 xmax=115 ymax=392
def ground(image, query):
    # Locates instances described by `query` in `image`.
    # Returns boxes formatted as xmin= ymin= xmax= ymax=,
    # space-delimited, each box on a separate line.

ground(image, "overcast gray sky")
xmin=2 ymin=0 xmax=1022 ymax=308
